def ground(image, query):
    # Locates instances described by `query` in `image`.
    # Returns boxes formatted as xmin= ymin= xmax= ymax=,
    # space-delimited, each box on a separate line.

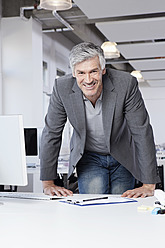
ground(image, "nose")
xmin=84 ymin=73 xmax=92 ymax=83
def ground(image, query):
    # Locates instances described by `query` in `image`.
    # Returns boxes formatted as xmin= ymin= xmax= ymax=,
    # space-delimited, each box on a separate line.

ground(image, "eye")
xmin=91 ymin=69 xmax=98 ymax=74
xmin=78 ymin=71 xmax=84 ymax=75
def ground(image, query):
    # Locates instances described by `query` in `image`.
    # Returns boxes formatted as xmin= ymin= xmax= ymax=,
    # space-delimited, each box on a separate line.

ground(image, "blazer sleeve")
xmin=40 ymin=79 xmax=67 ymax=181
xmin=124 ymin=76 xmax=159 ymax=183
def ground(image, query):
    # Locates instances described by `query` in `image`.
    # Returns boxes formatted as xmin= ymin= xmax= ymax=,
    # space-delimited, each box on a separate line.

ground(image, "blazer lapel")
xmin=102 ymin=73 xmax=117 ymax=151
xmin=69 ymin=80 xmax=86 ymax=136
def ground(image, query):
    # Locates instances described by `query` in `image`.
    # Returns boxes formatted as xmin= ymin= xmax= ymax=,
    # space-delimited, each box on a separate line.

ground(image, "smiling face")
xmin=73 ymin=56 xmax=106 ymax=106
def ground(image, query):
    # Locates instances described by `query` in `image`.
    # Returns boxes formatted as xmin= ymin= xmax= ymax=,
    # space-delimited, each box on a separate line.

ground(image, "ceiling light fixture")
xmin=131 ymin=70 xmax=144 ymax=82
xmin=101 ymin=41 xmax=120 ymax=59
xmin=40 ymin=0 xmax=72 ymax=11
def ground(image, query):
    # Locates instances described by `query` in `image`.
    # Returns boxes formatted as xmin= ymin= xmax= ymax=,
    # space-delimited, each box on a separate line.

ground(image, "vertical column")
xmin=0 ymin=0 xmax=2 ymax=114
xmin=1 ymin=17 xmax=43 ymax=127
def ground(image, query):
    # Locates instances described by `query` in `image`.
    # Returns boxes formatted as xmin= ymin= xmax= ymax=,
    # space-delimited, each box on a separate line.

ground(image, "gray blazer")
xmin=40 ymin=68 xmax=160 ymax=184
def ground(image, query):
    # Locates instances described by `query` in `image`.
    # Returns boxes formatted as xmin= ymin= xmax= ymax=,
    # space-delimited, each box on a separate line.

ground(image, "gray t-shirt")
xmin=84 ymin=93 xmax=109 ymax=155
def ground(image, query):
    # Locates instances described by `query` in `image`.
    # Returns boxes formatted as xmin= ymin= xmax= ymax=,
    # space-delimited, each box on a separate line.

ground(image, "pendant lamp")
xmin=40 ymin=0 xmax=72 ymax=11
xmin=131 ymin=71 xmax=144 ymax=82
xmin=101 ymin=41 xmax=120 ymax=59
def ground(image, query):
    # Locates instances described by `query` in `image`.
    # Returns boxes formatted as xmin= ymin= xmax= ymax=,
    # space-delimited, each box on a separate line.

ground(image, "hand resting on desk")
xmin=42 ymin=180 xmax=73 ymax=197
xmin=42 ymin=181 xmax=155 ymax=198
xmin=121 ymin=184 xmax=155 ymax=198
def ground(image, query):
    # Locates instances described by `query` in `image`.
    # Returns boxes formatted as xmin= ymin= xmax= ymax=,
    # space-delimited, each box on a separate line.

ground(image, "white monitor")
xmin=0 ymin=115 xmax=28 ymax=186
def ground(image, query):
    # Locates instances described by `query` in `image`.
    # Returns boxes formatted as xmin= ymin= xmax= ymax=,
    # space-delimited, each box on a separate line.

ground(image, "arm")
xmin=123 ymin=77 xmax=158 ymax=197
xmin=40 ymin=80 xmax=71 ymax=195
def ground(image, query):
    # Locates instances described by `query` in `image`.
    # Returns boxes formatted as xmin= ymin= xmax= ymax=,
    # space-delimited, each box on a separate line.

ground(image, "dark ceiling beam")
xmin=2 ymin=0 xmax=36 ymax=17
xmin=71 ymin=23 xmax=105 ymax=46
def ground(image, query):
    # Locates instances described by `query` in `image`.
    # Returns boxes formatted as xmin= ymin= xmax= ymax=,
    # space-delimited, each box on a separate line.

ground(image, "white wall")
xmin=42 ymin=32 xmax=74 ymax=94
xmin=1 ymin=17 xmax=43 ymax=127
xmin=140 ymin=86 xmax=165 ymax=145
xmin=42 ymin=32 xmax=74 ymax=158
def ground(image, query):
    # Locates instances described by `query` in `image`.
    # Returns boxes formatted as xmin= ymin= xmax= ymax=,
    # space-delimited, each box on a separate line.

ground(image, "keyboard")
xmin=0 ymin=192 xmax=63 ymax=200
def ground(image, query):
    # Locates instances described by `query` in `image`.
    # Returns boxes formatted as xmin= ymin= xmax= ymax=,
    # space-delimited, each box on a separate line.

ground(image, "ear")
xmin=72 ymin=71 xmax=76 ymax=78
xmin=102 ymin=68 xmax=106 ymax=75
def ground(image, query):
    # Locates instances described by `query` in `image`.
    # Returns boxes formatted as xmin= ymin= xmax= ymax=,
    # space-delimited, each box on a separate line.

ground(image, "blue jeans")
xmin=76 ymin=151 xmax=135 ymax=194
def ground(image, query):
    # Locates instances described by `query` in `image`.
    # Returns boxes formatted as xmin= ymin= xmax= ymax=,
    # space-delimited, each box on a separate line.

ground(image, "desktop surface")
xmin=0 ymin=195 xmax=164 ymax=248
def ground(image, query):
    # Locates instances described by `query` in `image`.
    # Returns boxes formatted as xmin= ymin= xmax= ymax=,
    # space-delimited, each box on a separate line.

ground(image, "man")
xmin=40 ymin=42 xmax=160 ymax=198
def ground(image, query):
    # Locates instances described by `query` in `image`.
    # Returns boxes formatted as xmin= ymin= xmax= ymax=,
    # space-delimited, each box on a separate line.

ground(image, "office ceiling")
xmin=2 ymin=0 xmax=165 ymax=87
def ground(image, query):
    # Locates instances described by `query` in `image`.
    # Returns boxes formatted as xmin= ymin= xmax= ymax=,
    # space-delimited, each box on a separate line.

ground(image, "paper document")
xmin=60 ymin=195 xmax=137 ymax=206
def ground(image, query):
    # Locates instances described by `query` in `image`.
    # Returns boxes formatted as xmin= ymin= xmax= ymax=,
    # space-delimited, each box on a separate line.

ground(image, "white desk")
xmin=0 ymin=195 xmax=164 ymax=248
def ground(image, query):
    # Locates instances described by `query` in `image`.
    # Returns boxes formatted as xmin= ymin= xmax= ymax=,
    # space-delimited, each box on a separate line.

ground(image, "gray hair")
xmin=69 ymin=42 xmax=106 ymax=74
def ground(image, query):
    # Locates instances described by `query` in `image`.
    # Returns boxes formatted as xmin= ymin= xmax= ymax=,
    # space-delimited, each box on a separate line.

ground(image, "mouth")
xmin=83 ymin=81 xmax=96 ymax=88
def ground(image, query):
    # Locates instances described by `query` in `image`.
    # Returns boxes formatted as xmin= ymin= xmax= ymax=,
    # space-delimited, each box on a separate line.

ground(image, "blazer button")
xmin=80 ymin=152 xmax=83 ymax=156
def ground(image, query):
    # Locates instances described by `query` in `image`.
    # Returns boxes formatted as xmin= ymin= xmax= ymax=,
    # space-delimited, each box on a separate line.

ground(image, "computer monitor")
xmin=0 ymin=115 xmax=28 ymax=186
xmin=24 ymin=128 xmax=40 ymax=165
